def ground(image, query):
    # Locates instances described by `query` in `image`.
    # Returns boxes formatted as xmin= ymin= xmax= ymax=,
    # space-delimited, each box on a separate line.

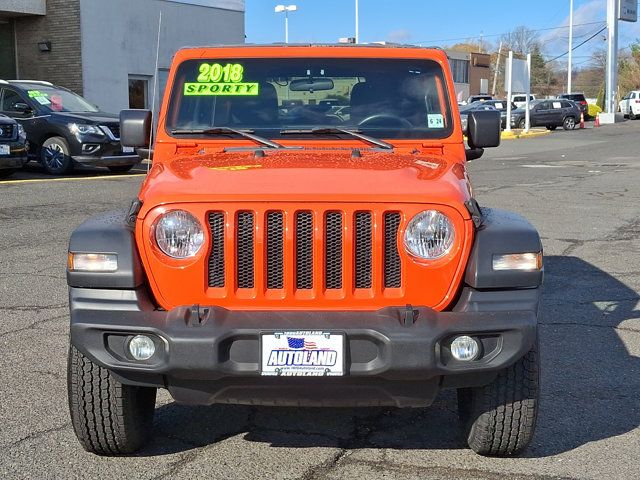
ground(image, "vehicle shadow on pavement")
xmin=524 ymin=255 xmax=640 ymax=457
xmin=143 ymin=255 xmax=639 ymax=457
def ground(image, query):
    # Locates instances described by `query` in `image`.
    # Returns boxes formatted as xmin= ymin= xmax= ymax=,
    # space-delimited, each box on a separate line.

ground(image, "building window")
xmin=450 ymin=59 xmax=469 ymax=84
xmin=128 ymin=76 xmax=149 ymax=109
xmin=0 ymin=21 xmax=17 ymax=79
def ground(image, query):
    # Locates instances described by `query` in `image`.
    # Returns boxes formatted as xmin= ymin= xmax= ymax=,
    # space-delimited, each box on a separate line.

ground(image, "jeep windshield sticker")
xmin=184 ymin=62 xmax=260 ymax=96
xmin=427 ymin=113 xmax=444 ymax=129
xmin=28 ymin=90 xmax=52 ymax=105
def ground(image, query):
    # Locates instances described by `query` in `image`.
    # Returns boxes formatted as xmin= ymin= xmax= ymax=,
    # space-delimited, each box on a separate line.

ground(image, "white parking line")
xmin=520 ymin=164 xmax=566 ymax=168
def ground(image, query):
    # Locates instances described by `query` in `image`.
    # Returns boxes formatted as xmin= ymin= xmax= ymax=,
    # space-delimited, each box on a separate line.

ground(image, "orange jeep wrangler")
xmin=66 ymin=45 xmax=542 ymax=456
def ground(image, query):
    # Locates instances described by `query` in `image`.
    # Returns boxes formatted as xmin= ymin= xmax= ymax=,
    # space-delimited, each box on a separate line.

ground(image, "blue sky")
xmin=245 ymin=0 xmax=640 ymax=65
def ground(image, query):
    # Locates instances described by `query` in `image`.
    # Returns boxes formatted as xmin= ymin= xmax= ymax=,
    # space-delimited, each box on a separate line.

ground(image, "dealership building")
xmin=447 ymin=50 xmax=492 ymax=102
xmin=0 ymin=0 xmax=245 ymax=113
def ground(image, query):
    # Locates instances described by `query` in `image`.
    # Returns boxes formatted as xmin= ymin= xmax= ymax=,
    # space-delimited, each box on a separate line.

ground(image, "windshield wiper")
xmin=280 ymin=127 xmax=394 ymax=150
xmin=171 ymin=127 xmax=285 ymax=149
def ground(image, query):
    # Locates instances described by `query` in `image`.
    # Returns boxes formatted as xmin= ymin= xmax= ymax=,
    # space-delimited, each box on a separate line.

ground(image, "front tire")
xmin=563 ymin=116 xmax=576 ymax=130
xmin=41 ymin=136 xmax=74 ymax=175
xmin=67 ymin=345 xmax=157 ymax=455
xmin=457 ymin=341 xmax=539 ymax=456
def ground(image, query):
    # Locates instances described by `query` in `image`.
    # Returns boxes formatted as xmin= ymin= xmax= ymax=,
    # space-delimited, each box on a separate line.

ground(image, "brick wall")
xmin=14 ymin=0 xmax=83 ymax=94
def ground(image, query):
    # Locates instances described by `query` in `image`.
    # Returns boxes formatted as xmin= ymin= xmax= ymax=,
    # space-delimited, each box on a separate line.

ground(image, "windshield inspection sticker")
xmin=427 ymin=114 xmax=445 ymax=129
xmin=184 ymin=62 xmax=259 ymax=96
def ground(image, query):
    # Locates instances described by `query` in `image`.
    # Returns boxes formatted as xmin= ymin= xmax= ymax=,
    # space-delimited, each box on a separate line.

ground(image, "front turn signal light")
xmin=68 ymin=253 xmax=118 ymax=272
xmin=492 ymin=252 xmax=542 ymax=271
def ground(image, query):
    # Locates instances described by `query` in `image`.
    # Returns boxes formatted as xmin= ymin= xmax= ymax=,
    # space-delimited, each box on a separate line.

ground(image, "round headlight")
xmin=404 ymin=210 xmax=455 ymax=260
xmin=154 ymin=210 xmax=204 ymax=258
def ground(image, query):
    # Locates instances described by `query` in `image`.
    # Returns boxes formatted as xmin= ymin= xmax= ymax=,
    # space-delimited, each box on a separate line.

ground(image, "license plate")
xmin=122 ymin=146 xmax=134 ymax=154
xmin=261 ymin=331 xmax=344 ymax=376
xmin=0 ymin=144 xmax=9 ymax=155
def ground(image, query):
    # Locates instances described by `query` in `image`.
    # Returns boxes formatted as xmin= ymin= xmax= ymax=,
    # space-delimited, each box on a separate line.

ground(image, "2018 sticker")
xmin=427 ymin=114 xmax=445 ymax=128
xmin=185 ymin=62 xmax=259 ymax=96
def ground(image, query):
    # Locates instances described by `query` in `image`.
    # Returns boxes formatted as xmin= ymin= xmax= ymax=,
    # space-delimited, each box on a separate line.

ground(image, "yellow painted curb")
xmin=501 ymin=128 xmax=551 ymax=140
xmin=0 ymin=173 xmax=146 ymax=185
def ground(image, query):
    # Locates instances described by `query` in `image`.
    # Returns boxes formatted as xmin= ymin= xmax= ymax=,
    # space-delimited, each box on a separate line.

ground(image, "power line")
xmin=545 ymin=26 xmax=607 ymax=64
xmin=415 ymin=21 xmax=605 ymax=45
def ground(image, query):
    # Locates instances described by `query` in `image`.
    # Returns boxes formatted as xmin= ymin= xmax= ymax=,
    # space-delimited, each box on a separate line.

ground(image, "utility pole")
xmin=355 ymin=0 xmax=359 ymax=44
xmin=492 ymin=41 xmax=502 ymax=96
xmin=568 ymin=0 xmax=574 ymax=93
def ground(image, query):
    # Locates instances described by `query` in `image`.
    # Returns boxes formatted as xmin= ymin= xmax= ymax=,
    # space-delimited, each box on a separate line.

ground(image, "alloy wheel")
xmin=43 ymin=143 xmax=65 ymax=170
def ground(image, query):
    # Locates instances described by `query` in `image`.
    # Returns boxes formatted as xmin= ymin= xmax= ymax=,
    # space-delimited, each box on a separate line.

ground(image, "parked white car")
xmin=511 ymin=94 xmax=536 ymax=109
xmin=619 ymin=91 xmax=640 ymax=119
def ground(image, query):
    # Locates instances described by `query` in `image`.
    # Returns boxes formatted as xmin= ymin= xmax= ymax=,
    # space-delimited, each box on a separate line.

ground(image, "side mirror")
xmin=14 ymin=103 xmax=32 ymax=114
xmin=120 ymin=109 xmax=152 ymax=148
xmin=467 ymin=110 xmax=501 ymax=149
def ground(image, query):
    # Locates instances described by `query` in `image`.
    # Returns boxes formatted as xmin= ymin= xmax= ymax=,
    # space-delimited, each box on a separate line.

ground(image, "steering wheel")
xmin=358 ymin=114 xmax=413 ymax=128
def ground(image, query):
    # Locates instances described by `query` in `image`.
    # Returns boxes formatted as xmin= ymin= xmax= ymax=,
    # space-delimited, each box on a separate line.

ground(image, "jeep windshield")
xmin=166 ymin=58 xmax=454 ymax=141
xmin=25 ymin=86 xmax=99 ymax=113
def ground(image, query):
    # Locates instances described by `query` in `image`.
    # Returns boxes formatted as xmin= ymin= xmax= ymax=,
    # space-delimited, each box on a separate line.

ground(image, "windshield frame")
xmin=162 ymin=54 xmax=457 ymax=144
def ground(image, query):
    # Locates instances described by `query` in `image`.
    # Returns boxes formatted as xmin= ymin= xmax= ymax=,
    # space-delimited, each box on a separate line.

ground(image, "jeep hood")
xmin=138 ymin=149 xmax=473 ymax=218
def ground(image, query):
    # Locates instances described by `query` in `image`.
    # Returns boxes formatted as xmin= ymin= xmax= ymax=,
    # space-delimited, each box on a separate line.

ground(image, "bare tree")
xmin=501 ymin=26 xmax=540 ymax=55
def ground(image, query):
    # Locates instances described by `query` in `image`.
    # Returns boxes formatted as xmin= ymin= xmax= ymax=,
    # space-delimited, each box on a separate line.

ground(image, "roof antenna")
xmin=148 ymin=11 xmax=162 ymax=175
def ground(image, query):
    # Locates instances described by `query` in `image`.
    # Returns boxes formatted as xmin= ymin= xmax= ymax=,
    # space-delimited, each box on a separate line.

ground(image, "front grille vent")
xmin=354 ymin=212 xmax=373 ymax=289
xmin=236 ymin=211 xmax=255 ymax=288
xmin=325 ymin=212 xmax=343 ymax=289
xmin=384 ymin=212 xmax=402 ymax=288
xmin=295 ymin=211 xmax=314 ymax=289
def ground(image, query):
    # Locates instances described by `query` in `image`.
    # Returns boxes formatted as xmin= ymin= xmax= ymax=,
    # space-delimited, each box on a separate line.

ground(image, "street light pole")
xmin=606 ymin=0 xmax=619 ymax=114
xmin=355 ymin=0 xmax=359 ymax=44
xmin=568 ymin=0 xmax=574 ymax=93
xmin=275 ymin=5 xmax=297 ymax=44
xmin=285 ymin=9 xmax=289 ymax=43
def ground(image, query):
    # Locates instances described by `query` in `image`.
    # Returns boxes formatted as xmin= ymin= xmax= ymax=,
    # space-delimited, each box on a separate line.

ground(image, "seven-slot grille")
xmin=207 ymin=209 xmax=403 ymax=293
xmin=0 ymin=124 xmax=15 ymax=140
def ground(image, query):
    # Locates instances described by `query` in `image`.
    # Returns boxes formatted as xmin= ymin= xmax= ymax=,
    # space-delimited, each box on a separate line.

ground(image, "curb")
xmin=501 ymin=129 xmax=551 ymax=140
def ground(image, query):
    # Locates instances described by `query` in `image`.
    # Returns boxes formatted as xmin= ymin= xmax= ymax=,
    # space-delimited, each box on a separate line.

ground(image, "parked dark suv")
xmin=0 ymin=80 xmax=140 ymax=175
xmin=510 ymin=99 xmax=581 ymax=131
xmin=0 ymin=113 xmax=28 ymax=178
xmin=558 ymin=93 xmax=589 ymax=118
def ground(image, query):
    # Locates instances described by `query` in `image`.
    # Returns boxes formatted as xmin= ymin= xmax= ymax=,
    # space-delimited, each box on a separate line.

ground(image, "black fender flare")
xmin=67 ymin=207 xmax=144 ymax=289
xmin=464 ymin=208 xmax=543 ymax=289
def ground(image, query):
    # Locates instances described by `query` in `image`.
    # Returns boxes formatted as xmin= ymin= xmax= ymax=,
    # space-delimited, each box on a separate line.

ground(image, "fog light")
xmin=128 ymin=335 xmax=155 ymax=360
xmin=450 ymin=336 xmax=480 ymax=361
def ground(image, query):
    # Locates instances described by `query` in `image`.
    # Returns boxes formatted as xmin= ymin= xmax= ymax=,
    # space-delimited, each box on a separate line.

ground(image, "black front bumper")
xmin=0 ymin=142 xmax=28 ymax=170
xmin=71 ymin=141 xmax=140 ymax=167
xmin=69 ymin=287 xmax=538 ymax=407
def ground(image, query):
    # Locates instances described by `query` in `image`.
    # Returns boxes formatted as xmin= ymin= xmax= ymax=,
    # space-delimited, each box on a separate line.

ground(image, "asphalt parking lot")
xmin=0 ymin=123 xmax=638 ymax=479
